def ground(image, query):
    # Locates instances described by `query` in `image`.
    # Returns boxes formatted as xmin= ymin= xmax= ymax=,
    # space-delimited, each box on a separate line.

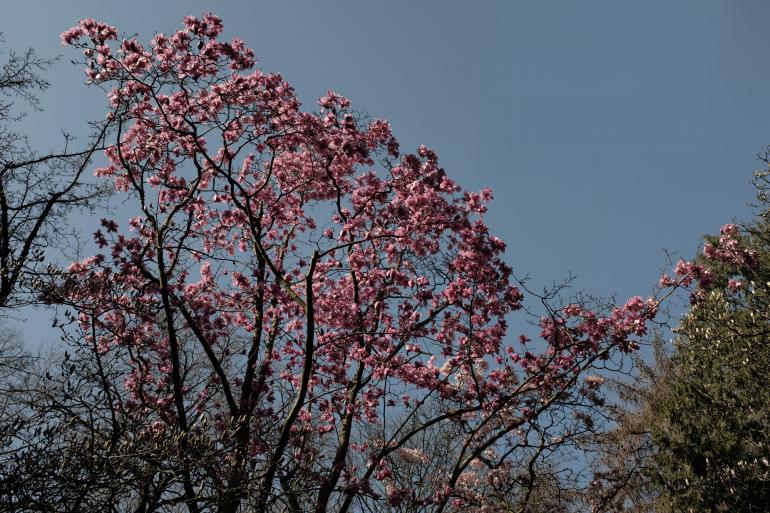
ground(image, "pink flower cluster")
xmin=60 ymin=18 xmax=117 ymax=45
xmin=659 ymin=223 xmax=756 ymax=300
xmin=703 ymin=223 xmax=756 ymax=268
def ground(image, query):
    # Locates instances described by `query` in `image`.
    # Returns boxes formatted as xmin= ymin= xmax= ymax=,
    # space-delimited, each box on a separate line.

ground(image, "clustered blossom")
xmin=659 ymin=223 xmax=757 ymax=302
xmin=57 ymin=14 xmax=659 ymax=512
xmin=584 ymin=374 xmax=605 ymax=389
xmin=60 ymin=17 xmax=117 ymax=45
xmin=703 ymin=223 xmax=757 ymax=268
xmin=395 ymin=447 xmax=430 ymax=465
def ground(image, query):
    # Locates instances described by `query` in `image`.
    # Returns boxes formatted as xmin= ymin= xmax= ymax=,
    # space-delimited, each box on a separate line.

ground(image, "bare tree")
xmin=0 ymin=38 xmax=117 ymax=512
xmin=0 ymin=35 xmax=109 ymax=311
xmin=585 ymin=337 xmax=675 ymax=513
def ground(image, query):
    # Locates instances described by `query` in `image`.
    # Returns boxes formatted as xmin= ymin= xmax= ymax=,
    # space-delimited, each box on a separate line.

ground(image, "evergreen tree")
xmin=593 ymin=169 xmax=770 ymax=513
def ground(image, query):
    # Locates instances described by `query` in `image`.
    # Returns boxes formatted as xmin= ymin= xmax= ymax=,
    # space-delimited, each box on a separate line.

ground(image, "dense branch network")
xmin=2 ymin=14 xmax=670 ymax=513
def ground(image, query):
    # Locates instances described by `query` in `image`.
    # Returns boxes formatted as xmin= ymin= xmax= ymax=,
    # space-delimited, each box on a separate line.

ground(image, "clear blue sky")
xmin=4 ymin=1 xmax=770 ymax=344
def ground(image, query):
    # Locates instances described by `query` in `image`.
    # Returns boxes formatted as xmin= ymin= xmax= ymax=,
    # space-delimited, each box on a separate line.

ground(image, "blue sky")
xmin=4 ymin=1 xmax=770 ymax=344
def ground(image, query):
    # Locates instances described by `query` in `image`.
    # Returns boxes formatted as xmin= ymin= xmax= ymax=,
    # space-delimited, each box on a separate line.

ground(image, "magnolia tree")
xmin=53 ymin=15 xmax=660 ymax=513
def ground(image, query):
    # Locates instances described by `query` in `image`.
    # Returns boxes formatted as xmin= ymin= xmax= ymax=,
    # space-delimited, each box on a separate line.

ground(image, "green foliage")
xmin=646 ymin=186 xmax=770 ymax=512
